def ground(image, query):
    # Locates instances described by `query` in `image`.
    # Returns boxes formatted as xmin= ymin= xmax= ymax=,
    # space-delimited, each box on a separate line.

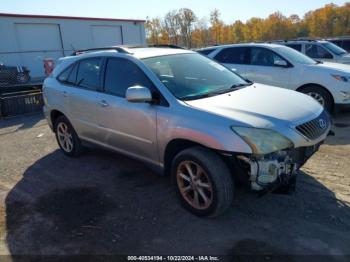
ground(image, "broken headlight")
xmin=231 ymin=127 xmax=294 ymax=154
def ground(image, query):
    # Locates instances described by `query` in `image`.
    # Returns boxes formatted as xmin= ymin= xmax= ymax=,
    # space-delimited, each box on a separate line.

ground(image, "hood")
xmin=185 ymin=84 xmax=323 ymax=129
xmin=311 ymin=61 xmax=350 ymax=73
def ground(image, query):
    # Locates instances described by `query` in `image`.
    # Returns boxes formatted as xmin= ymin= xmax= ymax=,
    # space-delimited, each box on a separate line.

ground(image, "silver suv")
xmin=43 ymin=46 xmax=331 ymax=217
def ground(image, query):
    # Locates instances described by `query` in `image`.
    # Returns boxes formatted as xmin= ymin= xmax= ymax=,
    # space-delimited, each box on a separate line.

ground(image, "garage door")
xmin=15 ymin=23 xmax=64 ymax=78
xmin=91 ymin=25 xmax=123 ymax=48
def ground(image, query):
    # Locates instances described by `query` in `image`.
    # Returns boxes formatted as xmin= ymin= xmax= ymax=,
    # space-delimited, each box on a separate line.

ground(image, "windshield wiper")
xmin=230 ymin=82 xmax=253 ymax=88
xmin=182 ymin=83 xmax=252 ymax=101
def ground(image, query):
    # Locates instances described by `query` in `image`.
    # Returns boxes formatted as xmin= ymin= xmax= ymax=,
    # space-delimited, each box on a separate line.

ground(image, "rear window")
xmin=214 ymin=47 xmax=248 ymax=64
xmin=197 ymin=48 xmax=216 ymax=56
xmin=286 ymin=44 xmax=302 ymax=52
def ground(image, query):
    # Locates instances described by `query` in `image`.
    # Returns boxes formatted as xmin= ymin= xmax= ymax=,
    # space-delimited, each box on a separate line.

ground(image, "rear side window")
xmin=57 ymin=64 xmax=72 ymax=82
xmin=104 ymin=58 xmax=153 ymax=97
xmin=76 ymin=58 xmax=103 ymax=90
xmin=214 ymin=47 xmax=248 ymax=64
xmin=198 ymin=48 xmax=216 ymax=56
xmin=286 ymin=44 xmax=302 ymax=52
xmin=67 ymin=63 xmax=78 ymax=84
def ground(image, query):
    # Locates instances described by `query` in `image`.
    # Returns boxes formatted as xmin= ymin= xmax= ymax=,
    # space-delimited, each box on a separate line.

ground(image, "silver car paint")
xmin=43 ymin=48 xmax=328 ymax=169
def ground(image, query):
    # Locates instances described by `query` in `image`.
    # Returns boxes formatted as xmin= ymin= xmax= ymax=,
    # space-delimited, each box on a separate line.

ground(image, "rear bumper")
xmin=43 ymin=105 xmax=53 ymax=131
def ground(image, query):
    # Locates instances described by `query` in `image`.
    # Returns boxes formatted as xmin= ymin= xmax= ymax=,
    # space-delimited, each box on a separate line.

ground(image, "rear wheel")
xmin=300 ymin=85 xmax=333 ymax=112
xmin=171 ymin=146 xmax=234 ymax=217
xmin=54 ymin=116 xmax=83 ymax=157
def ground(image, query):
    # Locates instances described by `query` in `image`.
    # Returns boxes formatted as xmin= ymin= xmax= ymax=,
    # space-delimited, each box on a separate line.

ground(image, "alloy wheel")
xmin=176 ymin=160 xmax=213 ymax=210
xmin=307 ymin=92 xmax=325 ymax=106
xmin=57 ymin=122 xmax=74 ymax=153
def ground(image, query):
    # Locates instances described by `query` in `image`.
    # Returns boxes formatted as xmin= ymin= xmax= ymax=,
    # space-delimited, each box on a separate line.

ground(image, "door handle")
xmin=98 ymin=100 xmax=109 ymax=107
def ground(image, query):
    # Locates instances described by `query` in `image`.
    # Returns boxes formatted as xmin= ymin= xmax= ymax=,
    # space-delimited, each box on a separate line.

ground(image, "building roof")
xmin=0 ymin=13 xmax=145 ymax=23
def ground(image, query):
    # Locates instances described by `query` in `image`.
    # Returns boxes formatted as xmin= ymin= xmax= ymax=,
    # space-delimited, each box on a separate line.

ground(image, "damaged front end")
xmin=235 ymin=143 xmax=322 ymax=194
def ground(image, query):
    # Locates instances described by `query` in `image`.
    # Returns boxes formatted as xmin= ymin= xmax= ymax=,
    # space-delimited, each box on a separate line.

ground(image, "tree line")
xmin=145 ymin=2 xmax=350 ymax=48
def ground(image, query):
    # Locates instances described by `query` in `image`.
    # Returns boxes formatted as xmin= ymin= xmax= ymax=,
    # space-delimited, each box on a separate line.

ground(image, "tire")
xmin=16 ymin=72 xmax=30 ymax=84
xmin=54 ymin=115 xmax=83 ymax=157
xmin=300 ymin=85 xmax=333 ymax=112
xmin=171 ymin=146 xmax=234 ymax=217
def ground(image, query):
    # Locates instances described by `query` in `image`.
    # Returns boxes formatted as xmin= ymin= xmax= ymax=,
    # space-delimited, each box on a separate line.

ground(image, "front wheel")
xmin=171 ymin=146 xmax=234 ymax=217
xmin=300 ymin=85 xmax=333 ymax=112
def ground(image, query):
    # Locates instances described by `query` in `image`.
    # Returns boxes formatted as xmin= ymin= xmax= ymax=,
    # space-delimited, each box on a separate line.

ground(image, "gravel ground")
xmin=0 ymin=112 xmax=349 ymax=258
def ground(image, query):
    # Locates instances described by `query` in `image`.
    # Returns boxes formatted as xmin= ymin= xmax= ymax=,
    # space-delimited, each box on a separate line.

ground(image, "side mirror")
xmin=274 ymin=60 xmax=288 ymax=67
xmin=126 ymin=85 xmax=153 ymax=103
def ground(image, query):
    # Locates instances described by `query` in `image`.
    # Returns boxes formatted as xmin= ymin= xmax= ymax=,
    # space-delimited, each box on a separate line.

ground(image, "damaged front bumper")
xmin=235 ymin=142 xmax=322 ymax=193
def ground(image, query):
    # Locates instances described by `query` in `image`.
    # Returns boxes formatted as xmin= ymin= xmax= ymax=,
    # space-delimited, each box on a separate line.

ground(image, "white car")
xmin=198 ymin=43 xmax=350 ymax=112
xmin=274 ymin=40 xmax=350 ymax=64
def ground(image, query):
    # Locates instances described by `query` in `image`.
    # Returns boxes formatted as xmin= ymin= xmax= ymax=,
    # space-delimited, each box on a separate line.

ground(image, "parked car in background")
xmin=273 ymin=39 xmax=350 ymax=64
xmin=327 ymin=37 xmax=350 ymax=52
xmin=198 ymin=43 xmax=350 ymax=112
xmin=0 ymin=63 xmax=31 ymax=86
xmin=43 ymin=46 xmax=330 ymax=217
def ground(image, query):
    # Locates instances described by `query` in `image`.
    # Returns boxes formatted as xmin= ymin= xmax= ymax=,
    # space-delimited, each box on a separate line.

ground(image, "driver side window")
xmin=250 ymin=47 xmax=287 ymax=67
xmin=104 ymin=58 xmax=154 ymax=97
xmin=305 ymin=44 xmax=333 ymax=59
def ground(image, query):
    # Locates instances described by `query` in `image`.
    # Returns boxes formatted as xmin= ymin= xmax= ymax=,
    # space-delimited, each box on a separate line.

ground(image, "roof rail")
xmin=71 ymin=46 xmax=131 ymax=56
xmin=149 ymin=44 xmax=185 ymax=49
xmin=288 ymin=38 xmax=317 ymax=42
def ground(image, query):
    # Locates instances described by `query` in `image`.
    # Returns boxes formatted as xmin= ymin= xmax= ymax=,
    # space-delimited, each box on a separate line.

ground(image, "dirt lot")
xmin=0 ymin=112 xmax=349 ymax=258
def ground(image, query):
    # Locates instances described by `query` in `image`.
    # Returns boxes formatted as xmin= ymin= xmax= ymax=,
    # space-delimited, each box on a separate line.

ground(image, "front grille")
xmin=296 ymin=110 xmax=329 ymax=140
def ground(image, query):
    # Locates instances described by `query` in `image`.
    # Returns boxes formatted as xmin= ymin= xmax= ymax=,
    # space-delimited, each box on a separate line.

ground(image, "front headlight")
xmin=332 ymin=74 xmax=349 ymax=82
xmin=231 ymin=127 xmax=294 ymax=155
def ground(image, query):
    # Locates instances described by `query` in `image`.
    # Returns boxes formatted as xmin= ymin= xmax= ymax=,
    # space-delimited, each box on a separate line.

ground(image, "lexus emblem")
xmin=318 ymin=119 xmax=327 ymax=129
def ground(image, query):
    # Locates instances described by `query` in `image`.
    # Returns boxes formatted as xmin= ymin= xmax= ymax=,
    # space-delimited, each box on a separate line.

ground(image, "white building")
xmin=0 ymin=13 xmax=146 ymax=78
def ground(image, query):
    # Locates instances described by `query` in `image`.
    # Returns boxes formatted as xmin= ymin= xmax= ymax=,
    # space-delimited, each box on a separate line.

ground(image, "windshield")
xmin=142 ymin=53 xmax=250 ymax=100
xmin=276 ymin=46 xmax=317 ymax=65
xmin=322 ymin=42 xmax=347 ymax=55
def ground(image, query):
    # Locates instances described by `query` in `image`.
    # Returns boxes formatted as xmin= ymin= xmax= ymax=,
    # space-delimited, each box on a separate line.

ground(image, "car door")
xmin=305 ymin=44 xmax=334 ymax=62
xmin=243 ymin=47 xmax=292 ymax=88
xmin=58 ymin=58 xmax=102 ymax=141
xmin=213 ymin=47 xmax=249 ymax=76
xmin=96 ymin=57 xmax=158 ymax=164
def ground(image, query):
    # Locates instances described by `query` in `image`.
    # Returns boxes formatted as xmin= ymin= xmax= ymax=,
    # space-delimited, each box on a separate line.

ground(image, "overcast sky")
xmin=1 ymin=0 xmax=348 ymax=23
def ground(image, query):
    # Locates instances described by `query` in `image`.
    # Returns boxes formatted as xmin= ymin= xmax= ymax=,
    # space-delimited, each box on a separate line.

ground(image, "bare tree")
xmin=145 ymin=17 xmax=162 ymax=44
xmin=210 ymin=9 xmax=222 ymax=44
xmin=163 ymin=10 xmax=180 ymax=45
xmin=177 ymin=8 xmax=197 ymax=48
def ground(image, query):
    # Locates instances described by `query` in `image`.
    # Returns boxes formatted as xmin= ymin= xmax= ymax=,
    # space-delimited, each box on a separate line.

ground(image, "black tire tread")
xmin=300 ymin=85 xmax=333 ymax=112
xmin=172 ymin=146 xmax=234 ymax=217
